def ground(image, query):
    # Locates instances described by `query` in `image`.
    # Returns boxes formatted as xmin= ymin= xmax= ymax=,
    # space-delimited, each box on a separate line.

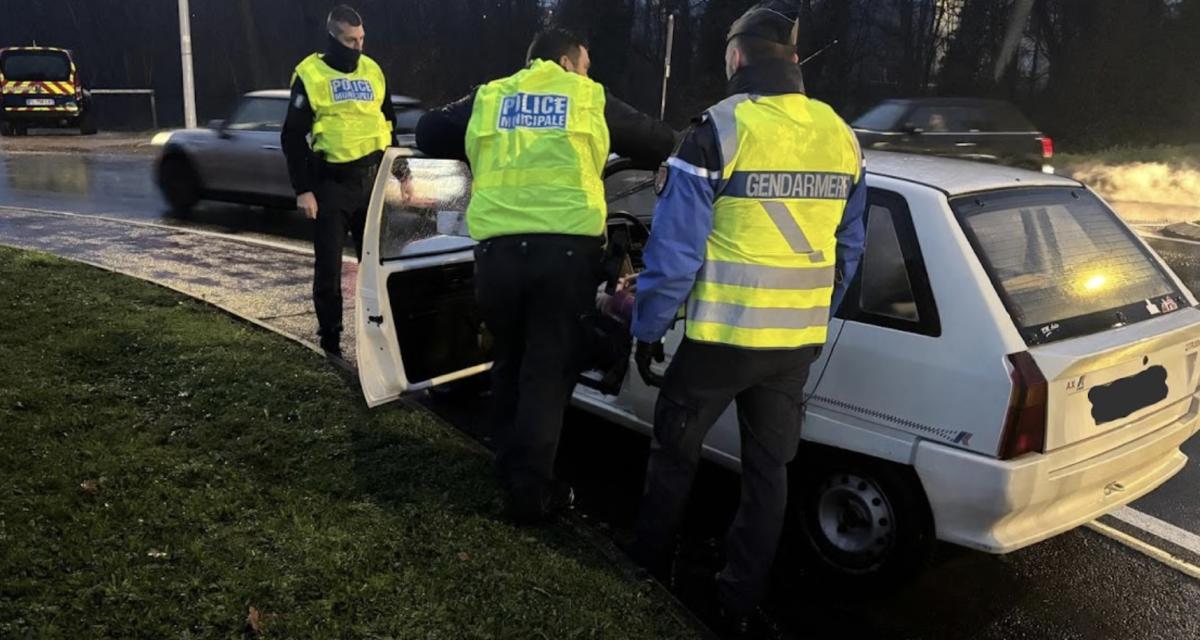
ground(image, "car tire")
xmin=158 ymin=153 xmax=202 ymax=214
xmin=786 ymin=448 xmax=936 ymax=590
xmin=0 ymin=121 xmax=12 ymax=137
xmin=78 ymin=110 xmax=98 ymax=135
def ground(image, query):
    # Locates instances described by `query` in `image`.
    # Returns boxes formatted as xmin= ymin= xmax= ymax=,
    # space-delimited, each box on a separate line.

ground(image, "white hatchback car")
xmin=353 ymin=148 xmax=1200 ymax=581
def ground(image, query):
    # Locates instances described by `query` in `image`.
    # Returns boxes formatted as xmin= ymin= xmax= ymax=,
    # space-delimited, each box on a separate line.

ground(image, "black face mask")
xmin=324 ymin=33 xmax=361 ymax=73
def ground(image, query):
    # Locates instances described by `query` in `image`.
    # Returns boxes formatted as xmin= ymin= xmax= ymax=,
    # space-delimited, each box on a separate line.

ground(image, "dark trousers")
xmin=635 ymin=339 xmax=820 ymax=614
xmin=312 ymin=168 xmax=374 ymax=339
xmin=474 ymin=234 xmax=604 ymax=518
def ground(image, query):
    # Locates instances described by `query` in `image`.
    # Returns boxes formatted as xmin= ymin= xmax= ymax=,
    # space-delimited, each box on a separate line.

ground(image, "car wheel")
xmin=78 ymin=110 xmax=98 ymax=135
xmin=787 ymin=449 xmax=935 ymax=589
xmin=158 ymin=153 xmax=202 ymax=213
xmin=0 ymin=121 xmax=12 ymax=137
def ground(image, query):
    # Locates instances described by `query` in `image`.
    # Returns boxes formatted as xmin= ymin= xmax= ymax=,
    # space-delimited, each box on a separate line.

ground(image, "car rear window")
xmin=952 ymin=187 xmax=1184 ymax=345
xmin=1 ymin=50 xmax=71 ymax=82
xmin=852 ymin=102 xmax=907 ymax=131
xmin=981 ymin=102 xmax=1037 ymax=131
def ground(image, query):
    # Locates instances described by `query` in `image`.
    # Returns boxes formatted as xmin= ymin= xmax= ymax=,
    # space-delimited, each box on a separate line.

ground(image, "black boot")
xmin=319 ymin=332 xmax=342 ymax=358
xmin=717 ymin=606 xmax=781 ymax=640
xmin=508 ymin=481 xmax=574 ymax=526
xmin=619 ymin=538 xmax=680 ymax=590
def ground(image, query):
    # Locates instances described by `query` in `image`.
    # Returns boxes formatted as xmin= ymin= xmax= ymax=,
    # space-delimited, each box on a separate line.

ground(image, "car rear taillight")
xmin=1041 ymin=136 xmax=1054 ymax=159
xmin=999 ymin=352 xmax=1048 ymax=460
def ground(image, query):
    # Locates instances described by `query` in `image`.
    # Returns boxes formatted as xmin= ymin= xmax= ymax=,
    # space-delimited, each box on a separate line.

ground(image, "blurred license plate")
xmin=26 ymin=99 xmax=54 ymax=106
xmin=1088 ymin=365 xmax=1168 ymax=424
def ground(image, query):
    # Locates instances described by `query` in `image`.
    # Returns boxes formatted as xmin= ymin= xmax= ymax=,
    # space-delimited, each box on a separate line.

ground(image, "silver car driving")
xmin=153 ymin=89 xmax=421 ymax=212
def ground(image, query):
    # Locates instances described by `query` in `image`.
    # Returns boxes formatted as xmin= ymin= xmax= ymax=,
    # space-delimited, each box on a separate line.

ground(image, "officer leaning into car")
xmin=628 ymin=2 xmax=866 ymax=633
xmin=281 ymin=4 xmax=399 ymax=358
xmin=415 ymin=28 xmax=676 ymax=524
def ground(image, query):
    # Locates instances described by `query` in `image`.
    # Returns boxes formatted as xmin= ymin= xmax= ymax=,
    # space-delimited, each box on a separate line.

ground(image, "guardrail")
xmin=90 ymin=89 xmax=158 ymax=130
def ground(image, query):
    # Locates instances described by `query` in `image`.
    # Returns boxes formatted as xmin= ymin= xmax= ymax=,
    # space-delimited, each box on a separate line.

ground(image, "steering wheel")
xmin=608 ymin=210 xmax=651 ymax=238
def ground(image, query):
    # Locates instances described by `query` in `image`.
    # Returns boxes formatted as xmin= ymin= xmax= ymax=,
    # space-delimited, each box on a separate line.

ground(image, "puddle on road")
xmin=1 ymin=153 xmax=91 ymax=194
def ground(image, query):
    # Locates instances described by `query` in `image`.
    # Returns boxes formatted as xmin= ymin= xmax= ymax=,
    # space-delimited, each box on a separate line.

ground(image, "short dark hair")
xmin=731 ymin=35 xmax=796 ymax=65
xmin=327 ymin=5 xmax=363 ymax=32
xmin=526 ymin=28 xmax=587 ymax=65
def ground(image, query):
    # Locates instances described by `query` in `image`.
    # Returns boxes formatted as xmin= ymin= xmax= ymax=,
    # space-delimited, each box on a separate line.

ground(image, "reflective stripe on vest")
xmin=464 ymin=59 xmax=610 ymax=241
xmin=293 ymin=53 xmax=392 ymax=164
xmin=685 ymin=92 xmax=861 ymax=349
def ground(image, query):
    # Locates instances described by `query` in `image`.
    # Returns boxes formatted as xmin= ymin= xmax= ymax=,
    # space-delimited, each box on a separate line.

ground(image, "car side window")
xmin=226 ymin=98 xmax=287 ymax=132
xmin=908 ymin=106 xmax=983 ymax=133
xmin=838 ymin=188 xmax=941 ymax=336
xmin=861 ymin=206 xmax=919 ymax=321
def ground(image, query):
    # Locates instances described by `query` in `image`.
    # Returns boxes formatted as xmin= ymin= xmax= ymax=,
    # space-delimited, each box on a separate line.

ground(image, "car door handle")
xmin=261 ymin=145 xmax=281 ymax=151
xmin=954 ymin=142 xmax=977 ymax=147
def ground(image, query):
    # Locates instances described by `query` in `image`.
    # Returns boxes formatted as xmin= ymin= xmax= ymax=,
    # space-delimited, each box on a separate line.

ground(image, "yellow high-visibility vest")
xmin=293 ymin=53 xmax=392 ymax=164
xmin=465 ymin=59 xmax=610 ymax=241
xmin=687 ymin=93 xmax=862 ymax=349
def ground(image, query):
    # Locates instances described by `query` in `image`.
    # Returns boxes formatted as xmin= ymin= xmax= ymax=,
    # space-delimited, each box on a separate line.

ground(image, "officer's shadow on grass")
xmin=316 ymin=364 xmax=636 ymax=579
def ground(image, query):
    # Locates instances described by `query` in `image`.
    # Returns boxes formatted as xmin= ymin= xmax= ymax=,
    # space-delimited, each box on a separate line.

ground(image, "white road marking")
xmin=1138 ymin=232 xmax=1200 ymax=247
xmin=0 ymin=204 xmax=357 ymax=263
xmin=1107 ymin=506 xmax=1200 ymax=557
xmin=1086 ymin=521 xmax=1200 ymax=581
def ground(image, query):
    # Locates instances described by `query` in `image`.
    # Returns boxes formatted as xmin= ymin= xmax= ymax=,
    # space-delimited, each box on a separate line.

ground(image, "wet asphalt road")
xmin=2 ymin=150 xmax=1199 ymax=639
xmin=0 ymin=151 xmax=318 ymax=253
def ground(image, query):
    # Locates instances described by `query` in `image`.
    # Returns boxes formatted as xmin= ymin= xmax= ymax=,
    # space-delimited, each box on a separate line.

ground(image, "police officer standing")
xmin=281 ymin=4 xmax=397 ymax=357
xmin=629 ymin=3 xmax=865 ymax=633
xmin=416 ymin=29 xmax=676 ymax=524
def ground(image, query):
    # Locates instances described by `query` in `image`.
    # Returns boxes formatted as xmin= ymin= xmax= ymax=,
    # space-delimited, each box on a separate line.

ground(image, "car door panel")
xmin=356 ymin=150 xmax=488 ymax=405
xmin=805 ymin=186 xmax=964 ymax=462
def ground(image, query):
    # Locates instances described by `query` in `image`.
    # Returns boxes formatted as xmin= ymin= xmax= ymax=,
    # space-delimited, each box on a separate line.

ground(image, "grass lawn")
xmin=0 ymin=247 xmax=695 ymax=639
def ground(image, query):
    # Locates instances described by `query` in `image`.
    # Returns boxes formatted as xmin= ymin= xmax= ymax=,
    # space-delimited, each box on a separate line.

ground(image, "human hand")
xmin=297 ymin=192 xmax=318 ymax=219
xmin=635 ymin=339 xmax=665 ymax=387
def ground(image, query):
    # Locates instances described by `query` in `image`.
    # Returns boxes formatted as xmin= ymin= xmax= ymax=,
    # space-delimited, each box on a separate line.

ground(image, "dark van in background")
xmin=852 ymin=98 xmax=1053 ymax=174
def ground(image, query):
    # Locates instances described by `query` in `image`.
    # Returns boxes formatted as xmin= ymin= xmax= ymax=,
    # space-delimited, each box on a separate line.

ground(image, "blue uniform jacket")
xmin=632 ymin=63 xmax=867 ymax=344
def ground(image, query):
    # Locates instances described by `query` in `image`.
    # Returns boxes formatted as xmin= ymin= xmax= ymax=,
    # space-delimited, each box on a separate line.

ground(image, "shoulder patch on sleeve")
xmin=654 ymin=163 xmax=670 ymax=195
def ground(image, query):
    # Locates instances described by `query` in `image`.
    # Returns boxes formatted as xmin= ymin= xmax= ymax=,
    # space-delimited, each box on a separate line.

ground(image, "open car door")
xmin=356 ymin=148 xmax=491 ymax=407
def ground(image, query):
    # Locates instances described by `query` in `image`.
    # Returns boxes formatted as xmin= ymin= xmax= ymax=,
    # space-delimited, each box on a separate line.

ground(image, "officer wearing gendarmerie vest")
xmin=629 ymin=3 xmax=866 ymax=633
xmin=281 ymin=5 xmax=397 ymax=357
xmin=416 ymin=29 xmax=676 ymax=524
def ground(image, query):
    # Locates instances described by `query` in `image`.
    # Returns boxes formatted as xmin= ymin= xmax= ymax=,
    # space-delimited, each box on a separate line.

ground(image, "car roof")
xmin=245 ymin=89 xmax=421 ymax=106
xmin=0 ymin=46 xmax=71 ymax=55
xmin=864 ymin=151 xmax=1080 ymax=195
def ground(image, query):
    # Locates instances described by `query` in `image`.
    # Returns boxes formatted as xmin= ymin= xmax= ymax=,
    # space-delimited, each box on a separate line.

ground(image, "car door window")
xmin=909 ymin=106 xmax=981 ymax=133
xmin=839 ymin=189 xmax=940 ymax=336
xmin=861 ymin=206 xmax=919 ymax=322
xmin=226 ymin=97 xmax=287 ymax=132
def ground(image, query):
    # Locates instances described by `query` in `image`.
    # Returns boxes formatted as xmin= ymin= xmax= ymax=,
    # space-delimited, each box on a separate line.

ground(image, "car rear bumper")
xmin=914 ymin=396 xmax=1199 ymax=554
xmin=3 ymin=104 xmax=81 ymax=121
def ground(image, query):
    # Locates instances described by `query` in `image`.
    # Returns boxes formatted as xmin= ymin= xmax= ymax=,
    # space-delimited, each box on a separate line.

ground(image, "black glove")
xmin=635 ymin=340 xmax=666 ymax=387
